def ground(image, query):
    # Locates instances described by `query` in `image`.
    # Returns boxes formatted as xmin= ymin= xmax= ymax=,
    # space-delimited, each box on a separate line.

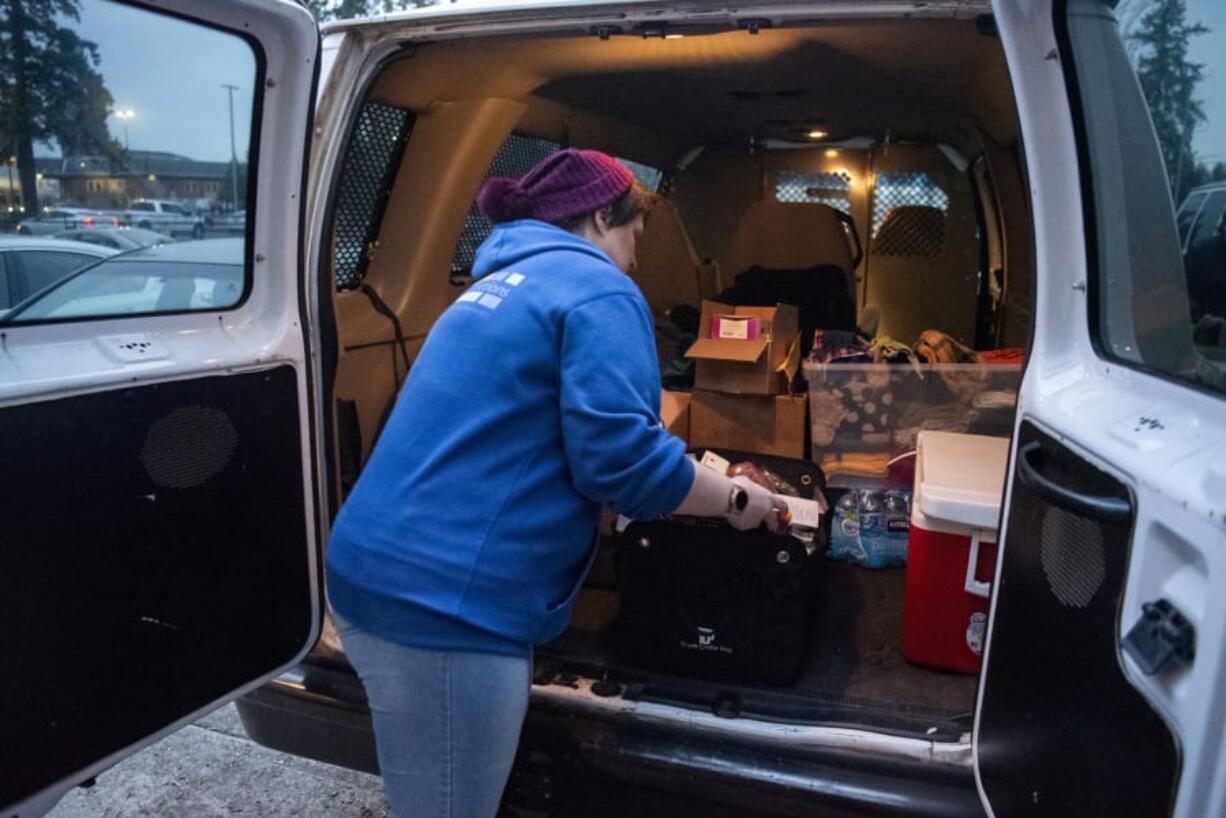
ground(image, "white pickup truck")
xmin=121 ymin=199 xmax=206 ymax=238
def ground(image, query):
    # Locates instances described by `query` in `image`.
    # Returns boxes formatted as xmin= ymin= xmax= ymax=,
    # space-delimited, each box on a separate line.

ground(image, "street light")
xmin=115 ymin=108 xmax=135 ymax=150
xmin=222 ymin=84 xmax=239 ymax=212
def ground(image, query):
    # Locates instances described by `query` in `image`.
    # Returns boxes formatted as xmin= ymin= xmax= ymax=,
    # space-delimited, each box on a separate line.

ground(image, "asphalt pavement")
xmin=45 ymin=705 xmax=389 ymax=817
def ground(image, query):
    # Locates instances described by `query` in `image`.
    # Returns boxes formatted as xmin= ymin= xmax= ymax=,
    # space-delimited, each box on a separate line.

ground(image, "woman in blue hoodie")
xmin=325 ymin=148 xmax=780 ymax=818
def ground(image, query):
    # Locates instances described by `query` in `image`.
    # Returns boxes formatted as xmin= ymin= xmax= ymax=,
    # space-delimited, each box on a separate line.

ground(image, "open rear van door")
xmin=0 ymin=1 xmax=320 ymax=815
xmin=976 ymin=1 xmax=1226 ymax=816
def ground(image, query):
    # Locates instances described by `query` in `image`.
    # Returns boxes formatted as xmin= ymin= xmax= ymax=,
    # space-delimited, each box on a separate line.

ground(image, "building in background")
xmin=32 ymin=151 xmax=233 ymax=211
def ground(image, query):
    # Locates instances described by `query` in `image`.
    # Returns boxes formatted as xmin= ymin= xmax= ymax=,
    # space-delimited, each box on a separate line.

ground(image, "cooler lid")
xmin=915 ymin=431 xmax=1011 ymax=530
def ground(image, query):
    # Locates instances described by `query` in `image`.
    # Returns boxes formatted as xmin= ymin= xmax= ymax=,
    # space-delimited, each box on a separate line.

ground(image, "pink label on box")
xmin=711 ymin=314 xmax=759 ymax=340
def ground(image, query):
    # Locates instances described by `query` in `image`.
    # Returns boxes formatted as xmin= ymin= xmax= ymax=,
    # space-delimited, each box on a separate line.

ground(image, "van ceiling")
xmin=370 ymin=19 xmax=1016 ymax=167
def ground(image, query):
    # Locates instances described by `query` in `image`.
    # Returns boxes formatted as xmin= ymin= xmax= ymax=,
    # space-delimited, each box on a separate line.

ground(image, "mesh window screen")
xmin=870 ymin=172 xmax=950 ymax=257
xmin=774 ymin=170 xmax=852 ymax=213
xmin=451 ymin=135 xmax=561 ymax=275
xmin=332 ymin=102 xmax=414 ymax=291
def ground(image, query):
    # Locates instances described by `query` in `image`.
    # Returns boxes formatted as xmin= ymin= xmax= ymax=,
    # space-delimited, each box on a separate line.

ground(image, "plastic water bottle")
xmin=858 ymin=490 xmax=885 ymax=565
xmin=881 ymin=490 xmax=912 ymax=567
xmin=831 ymin=492 xmax=860 ymax=562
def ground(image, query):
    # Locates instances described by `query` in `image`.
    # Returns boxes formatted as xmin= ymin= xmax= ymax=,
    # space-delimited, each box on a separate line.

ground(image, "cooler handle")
xmin=964 ymin=529 xmax=991 ymax=599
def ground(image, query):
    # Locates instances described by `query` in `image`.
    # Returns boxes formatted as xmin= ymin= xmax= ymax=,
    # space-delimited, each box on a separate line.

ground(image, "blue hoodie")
xmin=326 ymin=220 xmax=694 ymax=655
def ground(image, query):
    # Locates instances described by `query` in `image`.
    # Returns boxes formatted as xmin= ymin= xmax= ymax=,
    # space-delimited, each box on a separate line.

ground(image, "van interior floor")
xmin=538 ymin=561 xmax=978 ymax=742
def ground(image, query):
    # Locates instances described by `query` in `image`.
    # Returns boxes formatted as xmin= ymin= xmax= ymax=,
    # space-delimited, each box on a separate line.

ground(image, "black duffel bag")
xmin=615 ymin=449 xmax=827 ymax=686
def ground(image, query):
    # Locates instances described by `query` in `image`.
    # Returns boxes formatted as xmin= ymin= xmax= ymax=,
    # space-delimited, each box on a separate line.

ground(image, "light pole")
xmin=115 ymin=108 xmax=135 ymax=150
xmin=222 ymin=84 xmax=239 ymax=211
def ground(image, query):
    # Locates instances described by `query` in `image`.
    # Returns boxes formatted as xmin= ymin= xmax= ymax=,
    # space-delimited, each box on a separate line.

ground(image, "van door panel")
xmin=976 ymin=422 xmax=1178 ymax=817
xmin=0 ymin=367 xmax=311 ymax=808
xmin=0 ymin=0 xmax=319 ymax=814
xmin=979 ymin=1 xmax=1226 ymax=816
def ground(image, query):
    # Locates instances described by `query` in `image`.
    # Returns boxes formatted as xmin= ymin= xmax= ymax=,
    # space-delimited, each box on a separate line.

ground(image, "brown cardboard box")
xmin=690 ymin=390 xmax=807 ymax=458
xmin=685 ymin=300 xmax=800 ymax=395
xmin=659 ymin=390 xmax=691 ymax=441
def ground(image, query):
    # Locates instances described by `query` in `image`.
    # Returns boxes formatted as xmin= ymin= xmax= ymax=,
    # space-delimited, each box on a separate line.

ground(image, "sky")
xmin=1182 ymin=0 xmax=1226 ymax=165
xmin=38 ymin=0 xmax=1226 ymax=169
xmin=38 ymin=0 xmax=255 ymax=162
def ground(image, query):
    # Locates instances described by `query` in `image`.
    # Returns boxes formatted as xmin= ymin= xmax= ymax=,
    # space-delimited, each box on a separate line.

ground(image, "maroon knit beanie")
xmin=477 ymin=148 xmax=635 ymax=225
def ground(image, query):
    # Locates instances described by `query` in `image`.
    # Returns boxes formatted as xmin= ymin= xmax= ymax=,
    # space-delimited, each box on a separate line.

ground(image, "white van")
xmin=3 ymin=1 xmax=1224 ymax=817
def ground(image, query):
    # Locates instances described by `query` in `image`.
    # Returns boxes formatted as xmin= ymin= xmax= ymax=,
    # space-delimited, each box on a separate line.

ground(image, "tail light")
xmin=82 ymin=216 xmax=94 ymax=226
xmin=110 ymin=216 xmax=120 ymax=226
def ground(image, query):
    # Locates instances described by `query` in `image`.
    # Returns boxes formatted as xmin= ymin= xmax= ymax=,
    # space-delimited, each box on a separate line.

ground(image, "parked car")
xmin=120 ymin=199 xmax=206 ymax=239
xmin=6 ymin=2 xmax=1224 ymax=818
xmin=208 ymin=209 xmax=247 ymax=234
xmin=1175 ymin=181 xmax=1226 ymax=255
xmin=0 ymin=236 xmax=116 ymax=311
xmin=1176 ymin=182 xmax=1226 ymax=327
xmin=1 ymin=238 xmax=241 ymax=323
xmin=15 ymin=207 xmax=119 ymax=236
xmin=52 ymin=226 xmax=173 ymax=251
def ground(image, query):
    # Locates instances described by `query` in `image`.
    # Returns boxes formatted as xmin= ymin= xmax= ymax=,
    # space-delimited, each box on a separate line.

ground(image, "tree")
xmin=0 ymin=0 xmax=117 ymax=213
xmin=308 ymin=0 xmax=438 ymax=22
xmin=1117 ymin=0 xmax=1153 ymax=60
xmin=1130 ymin=0 xmax=1209 ymax=200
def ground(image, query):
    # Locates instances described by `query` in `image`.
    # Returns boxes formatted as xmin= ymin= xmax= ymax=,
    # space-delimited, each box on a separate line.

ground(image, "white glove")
xmin=671 ymin=461 xmax=785 ymax=533
xmin=726 ymin=475 xmax=784 ymax=532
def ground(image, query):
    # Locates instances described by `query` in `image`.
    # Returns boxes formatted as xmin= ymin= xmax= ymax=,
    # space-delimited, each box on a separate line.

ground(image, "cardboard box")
xmin=689 ymin=390 xmax=807 ymax=458
xmin=660 ymin=389 xmax=691 ymax=441
xmin=686 ymin=300 xmax=800 ymax=395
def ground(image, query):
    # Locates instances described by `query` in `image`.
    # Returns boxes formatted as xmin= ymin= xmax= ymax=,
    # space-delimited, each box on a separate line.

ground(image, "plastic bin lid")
xmin=915 ymin=431 xmax=1011 ymax=530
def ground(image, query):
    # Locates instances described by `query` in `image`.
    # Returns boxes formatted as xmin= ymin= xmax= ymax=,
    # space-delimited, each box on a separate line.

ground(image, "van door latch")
xmin=1122 ymin=598 xmax=1195 ymax=675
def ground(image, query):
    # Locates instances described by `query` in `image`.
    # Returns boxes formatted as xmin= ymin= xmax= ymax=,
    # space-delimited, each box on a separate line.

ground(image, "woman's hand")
xmin=672 ymin=461 xmax=790 ymax=533
xmin=726 ymin=476 xmax=788 ymax=533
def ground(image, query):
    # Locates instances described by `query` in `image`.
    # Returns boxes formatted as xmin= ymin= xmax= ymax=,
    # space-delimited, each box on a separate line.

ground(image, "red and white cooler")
xmin=902 ymin=430 xmax=1010 ymax=674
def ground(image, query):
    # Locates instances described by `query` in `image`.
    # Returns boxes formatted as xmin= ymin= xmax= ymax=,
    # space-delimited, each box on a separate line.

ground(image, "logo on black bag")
xmin=682 ymin=626 xmax=732 ymax=654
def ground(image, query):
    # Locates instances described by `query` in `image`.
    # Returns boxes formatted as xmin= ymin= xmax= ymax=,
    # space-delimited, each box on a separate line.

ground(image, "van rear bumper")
xmin=237 ymin=662 xmax=985 ymax=818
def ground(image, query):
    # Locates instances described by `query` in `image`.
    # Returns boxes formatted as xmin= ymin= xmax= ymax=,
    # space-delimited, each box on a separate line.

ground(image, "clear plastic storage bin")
xmin=803 ymin=361 xmax=1022 ymax=487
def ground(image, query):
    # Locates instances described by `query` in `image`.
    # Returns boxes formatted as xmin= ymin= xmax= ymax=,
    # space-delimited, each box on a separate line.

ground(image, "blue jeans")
xmin=334 ymin=615 xmax=532 ymax=818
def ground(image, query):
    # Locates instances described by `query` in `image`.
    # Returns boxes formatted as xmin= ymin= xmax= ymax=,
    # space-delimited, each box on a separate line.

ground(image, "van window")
xmin=621 ymin=158 xmax=664 ymax=192
xmin=16 ymin=251 xmax=99 ymax=298
xmin=0 ymin=1 xmax=256 ymax=325
xmin=775 ymin=170 xmax=852 ymax=214
xmin=451 ymin=135 xmax=562 ymax=276
xmin=0 ymin=257 xmax=10 ymax=309
xmin=1176 ymin=191 xmax=1208 ymax=246
xmin=1063 ymin=0 xmax=1226 ymax=394
xmin=871 ymin=172 xmax=950 ymax=242
xmin=450 ymin=135 xmax=663 ymax=276
xmin=332 ymin=101 xmax=415 ymax=292
xmin=1186 ymin=191 xmax=1226 ymax=265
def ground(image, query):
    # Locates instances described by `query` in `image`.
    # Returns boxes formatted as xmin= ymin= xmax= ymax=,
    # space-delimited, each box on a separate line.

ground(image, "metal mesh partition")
xmin=331 ymin=102 xmax=414 ymax=291
xmin=774 ymin=170 xmax=852 ymax=213
xmin=870 ymin=172 xmax=950 ymax=257
xmin=451 ymin=135 xmax=561 ymax=274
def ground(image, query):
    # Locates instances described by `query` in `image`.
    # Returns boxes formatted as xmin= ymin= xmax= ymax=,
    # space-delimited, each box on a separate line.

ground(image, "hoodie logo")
xmin=457 ymin=270 xmax=527 ymax=310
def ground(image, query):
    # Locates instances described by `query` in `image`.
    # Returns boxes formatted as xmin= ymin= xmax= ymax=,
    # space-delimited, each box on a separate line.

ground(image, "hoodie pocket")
xmin=536 ymin=531 xmax=601 ymax=643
